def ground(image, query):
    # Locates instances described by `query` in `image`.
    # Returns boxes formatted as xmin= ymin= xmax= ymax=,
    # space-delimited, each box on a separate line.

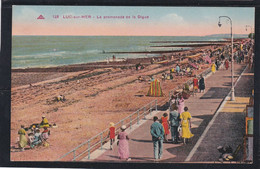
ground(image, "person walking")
xmin=193 ymin=75 xmax=199 ymax=94
xmin=215 ymin=60 xmax=219 ymax=71
xmin=169 ymin=105 xmax=180 ymax=144
xmin=150 ymin=116 xmax=164 ymax=160
xmin=225 ymin=59 xmax=229 ymax=70
xmin=161 ymin=113 xmax=170 ymax=142
xmin=178 ymin=95 xmax=185 ymax=114
xmin=211 ymin=63 xmax=216 ymax=73
xmin=118 ymin=125 xmax=130 ymax=161
xmin=180 ymin=107 xmax=194 ymax=144
xmin=108 ymin=122 xmax=116 ymax=150
xmin=199 ymin=75 xmax=205 ymax=93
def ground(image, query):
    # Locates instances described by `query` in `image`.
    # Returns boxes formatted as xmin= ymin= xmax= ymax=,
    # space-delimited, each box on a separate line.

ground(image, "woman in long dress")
xmin=193 ymin=76 xmax=199 ymax=93
xmin=178 ymin=95 xmax=185 ymax=114
xmin=161 ymin=113 xmax=170 ymax=142
xmin=199 ymin=76 xmax=205 ymax=93
xmin=18 ymin=125 xmax=28 ymax=151
xmin=225 ymin=59 xmax=229 ymax=70
xmin=211 ymin=63 xmax=216 ymax=73
xmin=118 ymin=125 xmax=131 ymax=161
xmin=180 ymin=107 xmax=194 ymax=144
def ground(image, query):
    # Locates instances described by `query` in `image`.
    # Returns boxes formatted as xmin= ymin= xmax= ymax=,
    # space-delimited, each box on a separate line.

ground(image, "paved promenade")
xmin=83 ymin=63 xmax=252 ymax=162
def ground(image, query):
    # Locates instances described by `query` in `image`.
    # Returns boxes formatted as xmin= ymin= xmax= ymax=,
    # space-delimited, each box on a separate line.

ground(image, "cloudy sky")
xmin=12 ymin=6 xmax=255 ymax=36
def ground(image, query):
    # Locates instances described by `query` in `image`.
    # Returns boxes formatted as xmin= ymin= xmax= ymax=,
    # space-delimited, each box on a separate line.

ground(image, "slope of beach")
xmin=10 ymin=43 xmax=227 ymax=161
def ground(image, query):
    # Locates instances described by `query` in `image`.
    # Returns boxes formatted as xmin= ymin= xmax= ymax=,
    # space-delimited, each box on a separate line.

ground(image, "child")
xmin=28 ymin=133 xmax=35 ymax=147
xmin=108 ymin=122 xmax=115 ymax=150
xmin=31 ymin=128 xmax=42 ymax=148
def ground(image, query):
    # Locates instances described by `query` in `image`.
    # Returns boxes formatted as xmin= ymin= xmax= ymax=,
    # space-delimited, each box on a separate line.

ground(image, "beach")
xmin=10 ymin=40 xmax=234 ymax=161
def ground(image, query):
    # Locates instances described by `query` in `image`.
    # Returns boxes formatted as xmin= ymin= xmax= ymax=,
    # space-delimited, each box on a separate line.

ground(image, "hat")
xmin=42 ymin=115 xmax=45 ymax=118
xmin=121 ymin=125 xmax=126 ymax=130
xmin=36 ymin=128 xmax=40 ymax=132
xmin=109 ymin=122 xmax=114 ymax=127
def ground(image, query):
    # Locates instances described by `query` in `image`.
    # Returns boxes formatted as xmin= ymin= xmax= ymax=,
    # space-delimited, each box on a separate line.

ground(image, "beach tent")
xmin=147 ymin=79 xmax=163 ymax=97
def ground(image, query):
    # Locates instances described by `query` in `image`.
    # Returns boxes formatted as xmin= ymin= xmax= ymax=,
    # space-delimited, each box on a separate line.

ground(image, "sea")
xmin=11 ymin=35 xmax=246 ymax=69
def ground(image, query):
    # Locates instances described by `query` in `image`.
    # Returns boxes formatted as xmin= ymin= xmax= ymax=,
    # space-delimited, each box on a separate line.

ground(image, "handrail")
xmin=56 ymin=99 xmax=157 ymax=161
xmin=57 ymin=65 xmax=213 ymax=161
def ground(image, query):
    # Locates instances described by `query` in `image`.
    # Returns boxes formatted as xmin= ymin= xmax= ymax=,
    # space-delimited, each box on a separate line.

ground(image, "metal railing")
xmin=57 ymin=66 xmax=213 ymax=161
xmin=56 ymin=99 xmax=158 ymax=161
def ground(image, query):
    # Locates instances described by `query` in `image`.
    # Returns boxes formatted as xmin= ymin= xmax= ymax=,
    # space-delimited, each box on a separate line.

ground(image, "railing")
xmin=56 ymin=99 xmax=158 ymax=161
xmin=57 ymin=65 xmax=213 ymax=161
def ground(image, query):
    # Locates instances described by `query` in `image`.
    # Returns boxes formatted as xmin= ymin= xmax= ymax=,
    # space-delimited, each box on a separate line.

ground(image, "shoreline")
xmin=10 ymin=40 xmax=234 ymax=161
xmin=12 ymin=43 xmax=220 ymax=73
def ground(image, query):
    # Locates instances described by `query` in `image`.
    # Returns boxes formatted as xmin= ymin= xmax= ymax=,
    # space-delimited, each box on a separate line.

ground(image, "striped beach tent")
xmin=147 ymin=79 xmax=163 ymax=97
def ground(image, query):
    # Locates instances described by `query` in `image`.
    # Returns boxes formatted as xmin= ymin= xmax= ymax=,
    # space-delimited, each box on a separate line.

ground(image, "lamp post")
xmin=218 ymin=16 xmax=235 ymax=101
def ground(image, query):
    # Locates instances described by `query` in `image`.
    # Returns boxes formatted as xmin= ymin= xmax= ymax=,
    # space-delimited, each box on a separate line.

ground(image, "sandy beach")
xmin=10 ymin=42 xmax=231 ymax=161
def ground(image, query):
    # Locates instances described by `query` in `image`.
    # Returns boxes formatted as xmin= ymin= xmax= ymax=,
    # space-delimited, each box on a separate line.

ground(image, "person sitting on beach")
xmin=40 ymin=115 xmax=49 ymax=128
xmin=18 ymin=125 xmax=28 ymax=151
xmin=138 ymin=76 xmax=144 ymax=82
xmin=41 ymin=127 xmax=50 ymax=147
xmin=57 ymin=95 xmax=65 ymax=102
xmin=169 ymin=73 xmax=173 ymax=80
xmin=151 ymin=58 xmax=155 ymax=64
xmin=175 ymin=64 xmax=180 ymax=76
xmin=162 ymin=73 xmax=166 ymax=81
xmin=136 ymin=63 xmax=141 ymax=71
xmin=186 ymin=67 xmax=191 ymax=76
xmin=30 ymin=128 xmax=42 ymax=148
xmin=28 ymin=132 xmax=35 ymax=147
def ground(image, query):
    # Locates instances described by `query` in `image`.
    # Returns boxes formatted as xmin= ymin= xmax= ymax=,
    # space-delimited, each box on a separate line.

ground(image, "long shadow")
xmin=200 ymin=87 xmax=230 ymax=99
xmin=223 ymin=76 xmax=240 ymax=79
xmin=157 ymin=102 xmax=169 ymax=111
xmin=161 ymin=114 xmax=214 ymax=162
xmin=131 ymin=139 xmax=153 ymax=143
xmin=234 ymin=75 xmax=254 ymax=97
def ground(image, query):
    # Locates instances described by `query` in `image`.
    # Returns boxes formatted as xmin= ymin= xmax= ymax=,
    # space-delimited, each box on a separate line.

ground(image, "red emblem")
xmin=37 ymin=15 xmax=45 ymax=19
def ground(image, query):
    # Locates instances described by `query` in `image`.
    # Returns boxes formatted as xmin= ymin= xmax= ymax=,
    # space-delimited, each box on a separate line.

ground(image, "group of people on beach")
xmin=17 ymin=116 xmax=51 ymax=151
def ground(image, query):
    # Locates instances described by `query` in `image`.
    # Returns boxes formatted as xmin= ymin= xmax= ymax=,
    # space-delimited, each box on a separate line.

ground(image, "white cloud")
xmin=160 ymin=13 xmax=184 ymax=24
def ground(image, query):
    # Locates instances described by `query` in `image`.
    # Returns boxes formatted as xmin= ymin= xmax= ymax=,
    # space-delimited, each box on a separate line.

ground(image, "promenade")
xmin=83 ymin=62 xmax=253 ymax=162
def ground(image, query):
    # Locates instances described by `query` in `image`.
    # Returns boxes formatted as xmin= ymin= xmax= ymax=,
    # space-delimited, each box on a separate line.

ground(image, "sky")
xmin=12 ymin=6 xmax=255 ymax=36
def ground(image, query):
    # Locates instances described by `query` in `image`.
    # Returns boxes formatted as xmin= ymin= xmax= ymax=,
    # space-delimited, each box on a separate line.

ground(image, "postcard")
xmin=9 ymin=5 xmax=255 ymax=165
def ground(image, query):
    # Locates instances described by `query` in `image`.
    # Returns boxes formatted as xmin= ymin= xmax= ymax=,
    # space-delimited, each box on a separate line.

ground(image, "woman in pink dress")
xmin=118 ymin=125 xmax=131 ymax=161
xmin=178 ymin=95 xmax=185 ymax=114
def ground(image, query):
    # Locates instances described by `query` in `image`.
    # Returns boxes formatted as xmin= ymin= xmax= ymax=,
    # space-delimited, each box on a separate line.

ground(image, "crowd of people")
xmin=150 ymin=104 xmax=194 ymax=160
xmin=17 ymin=116 xmax=51 ymax=151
